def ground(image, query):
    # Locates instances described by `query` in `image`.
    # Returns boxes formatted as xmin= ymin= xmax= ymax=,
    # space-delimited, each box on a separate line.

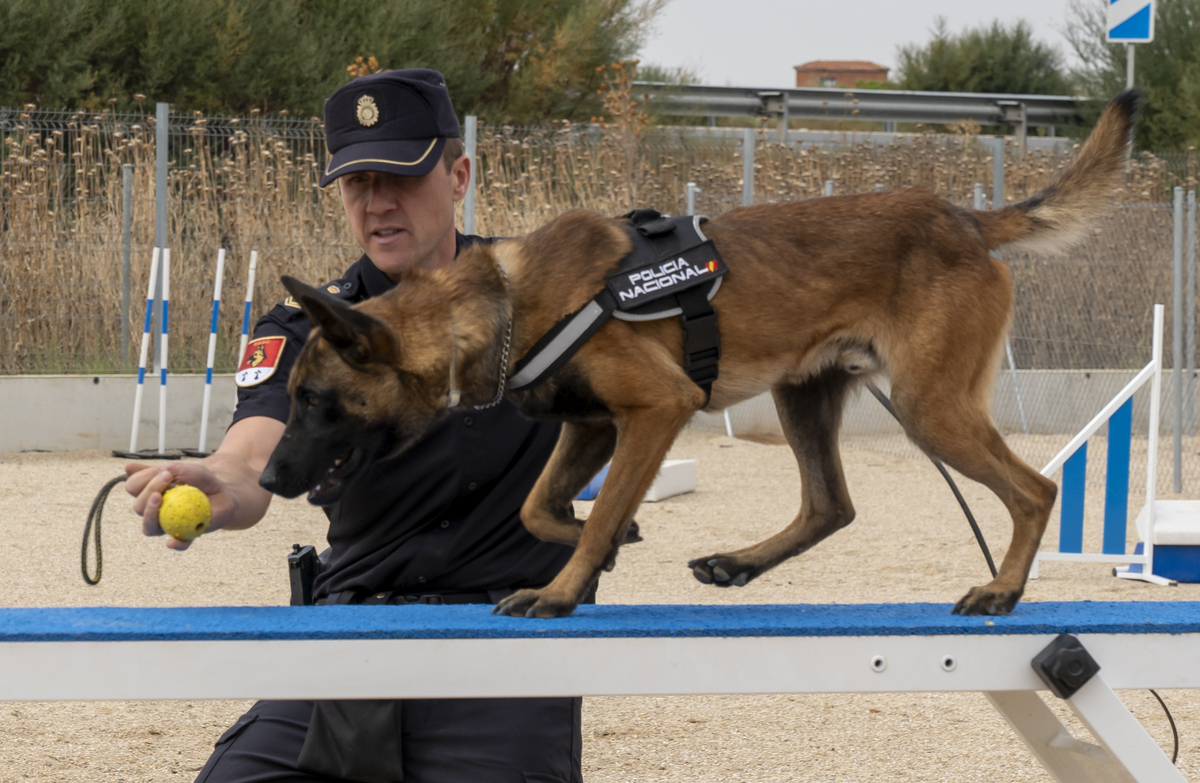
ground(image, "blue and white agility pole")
xmin=127 ymin=248 xmax=161 ymax=453
xmin=157 ymin=248 xmax=170 ymax=455
xmin=237 ymin=250 xmax=258 ymax=375
xmin=197 ymin=248 xmax=225 ymax=454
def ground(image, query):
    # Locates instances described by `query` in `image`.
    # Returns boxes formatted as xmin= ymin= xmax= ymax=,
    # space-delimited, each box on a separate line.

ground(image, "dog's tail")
xmin=975 ymin=89 xmax=1140 ymax=254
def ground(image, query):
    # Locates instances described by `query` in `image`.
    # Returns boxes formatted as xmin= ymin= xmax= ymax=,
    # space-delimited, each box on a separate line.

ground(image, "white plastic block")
xmin=1135 ymin=500 xmax=1200 ymax=545
xmin=644 ymin=459 xmax=696 ymax=503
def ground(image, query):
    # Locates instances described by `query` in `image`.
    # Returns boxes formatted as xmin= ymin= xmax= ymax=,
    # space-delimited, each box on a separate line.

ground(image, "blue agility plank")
xmin=1060 ymin=444 xmax=1087 ymax=553
xmin=4 ymin=605 xmax=1194 ymax=780
xmin=1103 ymin=398 xmax=1133 ymax=555
xmin=2 ymin=602 xmax=1200 ymax=643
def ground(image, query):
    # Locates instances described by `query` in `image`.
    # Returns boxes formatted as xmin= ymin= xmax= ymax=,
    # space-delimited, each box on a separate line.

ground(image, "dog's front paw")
xmin=687 ymin=555 xmax=757 ymax=588
xmin=952 ymin=585 xmax=1022 ymax=616
xmin=492 ymin=588 xmax=578 ymax=619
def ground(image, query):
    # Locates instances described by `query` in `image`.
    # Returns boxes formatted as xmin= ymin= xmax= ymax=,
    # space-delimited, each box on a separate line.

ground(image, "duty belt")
xmin=317 ymin=588 xmax=513 ymax=606
xmin=507 ymin=209 xmax=728 ymax=404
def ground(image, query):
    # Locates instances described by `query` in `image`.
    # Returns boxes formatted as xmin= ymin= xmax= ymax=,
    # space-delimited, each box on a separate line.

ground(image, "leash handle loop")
xmin=82 ymin=475 xmax=127 ymax=585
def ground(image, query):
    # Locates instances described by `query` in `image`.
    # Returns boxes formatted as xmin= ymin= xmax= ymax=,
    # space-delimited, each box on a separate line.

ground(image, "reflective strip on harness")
xmin=508 ymin=296 xmax=615 ymax=391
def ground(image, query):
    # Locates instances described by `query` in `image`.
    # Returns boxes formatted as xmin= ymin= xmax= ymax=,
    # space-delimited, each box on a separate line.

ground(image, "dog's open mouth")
xmin=307 ymin=447 xmax=363 ymax=505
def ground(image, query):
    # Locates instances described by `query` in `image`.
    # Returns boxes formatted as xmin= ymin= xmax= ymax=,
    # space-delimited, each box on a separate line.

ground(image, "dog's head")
xmin=258 ymin=255 xmax=510 ymax=505
xmin=258 ymin=276 xmax=442 ymax=504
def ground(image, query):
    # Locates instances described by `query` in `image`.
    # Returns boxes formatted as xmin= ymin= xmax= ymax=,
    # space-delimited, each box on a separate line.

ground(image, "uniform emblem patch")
xmin=282 ymin=296 xmax=300 ymax=309
xmin=326 ymin=284 xmax=340 ymax=294
xmin=356 ymin=94 xmax=379 ymax=127
xmin=236 ymin=336 xmax=287 ymax=387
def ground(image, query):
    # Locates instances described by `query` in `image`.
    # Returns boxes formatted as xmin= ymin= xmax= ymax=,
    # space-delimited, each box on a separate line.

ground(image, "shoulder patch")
xmin=282 ymin=296 xmax=301 ymax=309
xmin=236 ymin=336 xmax=287 ymax=387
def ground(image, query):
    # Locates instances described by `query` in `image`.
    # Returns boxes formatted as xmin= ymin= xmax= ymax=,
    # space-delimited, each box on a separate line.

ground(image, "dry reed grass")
xmin=1 ymin=104 xmax=1196 ymax=374
xmin=475 ymin=125 xmax=1196 ymax=238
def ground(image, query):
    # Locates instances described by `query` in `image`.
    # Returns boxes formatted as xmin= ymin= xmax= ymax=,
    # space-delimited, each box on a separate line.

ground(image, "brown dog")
xmin=261 ymin=91 xmax=1139 ymax=619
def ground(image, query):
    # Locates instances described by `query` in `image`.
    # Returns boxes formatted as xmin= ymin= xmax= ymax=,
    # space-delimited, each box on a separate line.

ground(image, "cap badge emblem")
xmin=356 ymin=94 xmax=379 ymax=127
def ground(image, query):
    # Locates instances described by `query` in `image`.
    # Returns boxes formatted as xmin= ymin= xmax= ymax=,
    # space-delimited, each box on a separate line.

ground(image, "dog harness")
xmin=507 ymin=209 xmax=729 ymax=403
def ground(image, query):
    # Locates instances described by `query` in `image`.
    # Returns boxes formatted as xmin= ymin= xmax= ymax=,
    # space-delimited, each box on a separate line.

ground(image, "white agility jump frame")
xmin=1 ymin=602 xmax=1195 ymax=782
xmin=1033 ymin=303 xmax=1172 ymax=584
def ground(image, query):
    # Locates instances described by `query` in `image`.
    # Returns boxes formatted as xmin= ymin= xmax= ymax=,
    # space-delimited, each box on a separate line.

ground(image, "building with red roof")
xmin=794 ymin=61 xmax=889 ymax=89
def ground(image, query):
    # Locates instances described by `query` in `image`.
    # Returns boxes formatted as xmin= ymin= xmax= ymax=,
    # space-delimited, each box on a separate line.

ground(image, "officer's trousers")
xmin=193 ymin=696 xmax=582 ymax=783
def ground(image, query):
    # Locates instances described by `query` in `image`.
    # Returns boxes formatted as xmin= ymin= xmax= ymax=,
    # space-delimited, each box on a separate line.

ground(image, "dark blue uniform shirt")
xmin=231 ymin=233 xmax=572 ymax=600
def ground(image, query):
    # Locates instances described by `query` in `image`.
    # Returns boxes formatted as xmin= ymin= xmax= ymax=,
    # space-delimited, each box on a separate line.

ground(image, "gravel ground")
xmin=1 ymin=429 xmax=1198 ymax=782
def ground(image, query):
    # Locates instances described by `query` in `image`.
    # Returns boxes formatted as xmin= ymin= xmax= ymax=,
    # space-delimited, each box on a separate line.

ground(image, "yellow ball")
xmin=159 ymin=485 xmax=212 ymax=541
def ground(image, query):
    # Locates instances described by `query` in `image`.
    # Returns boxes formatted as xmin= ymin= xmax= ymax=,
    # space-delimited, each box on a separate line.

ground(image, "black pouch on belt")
xmin=297 ymin=699 xmax=403 ymax=782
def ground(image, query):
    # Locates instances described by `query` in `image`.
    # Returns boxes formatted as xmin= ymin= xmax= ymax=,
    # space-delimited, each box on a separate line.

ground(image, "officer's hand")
xmin=125 ymin=461 xmax=235 ymax=551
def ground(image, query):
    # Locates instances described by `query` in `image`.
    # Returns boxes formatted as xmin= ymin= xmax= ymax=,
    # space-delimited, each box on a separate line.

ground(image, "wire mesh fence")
xmin=2 ymin=110 xmax=1198 ymax=474
xmin=0 ymin=106 xmax=351 ymax=374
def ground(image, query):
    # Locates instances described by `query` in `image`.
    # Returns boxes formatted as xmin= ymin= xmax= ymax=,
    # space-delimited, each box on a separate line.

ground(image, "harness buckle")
xmin=682 ymin=310 xmax=721 ymax=367
xmin=688 ymin=364 xmax=719 ymax=387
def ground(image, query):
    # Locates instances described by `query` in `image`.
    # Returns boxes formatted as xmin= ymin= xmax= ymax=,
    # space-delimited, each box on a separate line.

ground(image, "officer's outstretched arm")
xmin=125 ymin=416 xmax=285 ymax=551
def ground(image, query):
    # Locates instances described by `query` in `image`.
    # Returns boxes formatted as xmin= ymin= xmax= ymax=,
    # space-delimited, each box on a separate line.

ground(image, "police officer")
xmin=125 ymin=69 xmax=584 ymax=783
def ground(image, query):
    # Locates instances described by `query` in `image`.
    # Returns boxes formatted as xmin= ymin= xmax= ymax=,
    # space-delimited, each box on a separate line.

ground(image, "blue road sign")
xmin=1108 ymin=0 xmax=1155 ymax=43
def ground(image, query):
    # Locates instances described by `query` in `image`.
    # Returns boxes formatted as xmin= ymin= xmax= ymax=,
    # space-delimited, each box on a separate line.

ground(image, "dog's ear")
xmin=280 ymin=275 xmax=396 ymax=366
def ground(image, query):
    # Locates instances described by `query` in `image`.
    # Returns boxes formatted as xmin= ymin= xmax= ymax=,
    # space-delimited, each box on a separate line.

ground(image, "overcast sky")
xmin=638 ymin=0 xmax=1087 ymax=88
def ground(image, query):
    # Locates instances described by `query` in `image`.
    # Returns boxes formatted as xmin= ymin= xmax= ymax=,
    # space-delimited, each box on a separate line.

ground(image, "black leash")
xmin=1150 ymin=689 xmax=1181 ymax=764
xmin=82 ymin=475 xmax=126 ymax=585
xmin=864 ymin=381 xmax=997 ymax=578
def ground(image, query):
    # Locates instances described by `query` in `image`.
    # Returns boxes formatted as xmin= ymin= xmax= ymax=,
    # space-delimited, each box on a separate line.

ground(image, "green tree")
xmin=1064 ymin=0 xmax=1200 ymax=151
xmin=0 ymin=0 xmax=666 ymax=123
xmin=0 ymin=0 xmax=124 ymax=109
xmin=896 ymin=18 xmax=1072 ymax=95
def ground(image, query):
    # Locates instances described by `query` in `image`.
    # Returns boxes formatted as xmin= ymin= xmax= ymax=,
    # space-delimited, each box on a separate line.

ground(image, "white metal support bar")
xmin=987 ymin=690 xmax=1135 ymax=783
xmin=1067 ymin=675 xmax=1187 ymax=782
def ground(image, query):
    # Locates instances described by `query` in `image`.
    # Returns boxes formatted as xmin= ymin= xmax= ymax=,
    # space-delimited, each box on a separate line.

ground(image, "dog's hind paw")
xmin=687 ymin=555 xmax=753 ymax=588
xmin=492 ymin=588 xmax=578 ymax=619
xmin=952 ymin=585 xmax=1021 ymax=616
xmin=623 ymin=520 xmax=643 ymax=544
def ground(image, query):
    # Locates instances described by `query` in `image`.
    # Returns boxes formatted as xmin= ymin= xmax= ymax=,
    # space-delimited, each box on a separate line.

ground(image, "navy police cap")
xmin=320 ymin=68 xmax=461 ymax=187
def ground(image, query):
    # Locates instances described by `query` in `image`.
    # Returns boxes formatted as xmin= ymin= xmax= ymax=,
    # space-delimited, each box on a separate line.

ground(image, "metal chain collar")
xmin=473 ymin=263 xmax=513 ymax=410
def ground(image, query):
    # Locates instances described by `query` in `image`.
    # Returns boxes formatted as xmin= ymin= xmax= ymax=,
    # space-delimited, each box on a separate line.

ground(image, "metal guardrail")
xmin=633 ymin=82 xmax=1085 ymax=132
